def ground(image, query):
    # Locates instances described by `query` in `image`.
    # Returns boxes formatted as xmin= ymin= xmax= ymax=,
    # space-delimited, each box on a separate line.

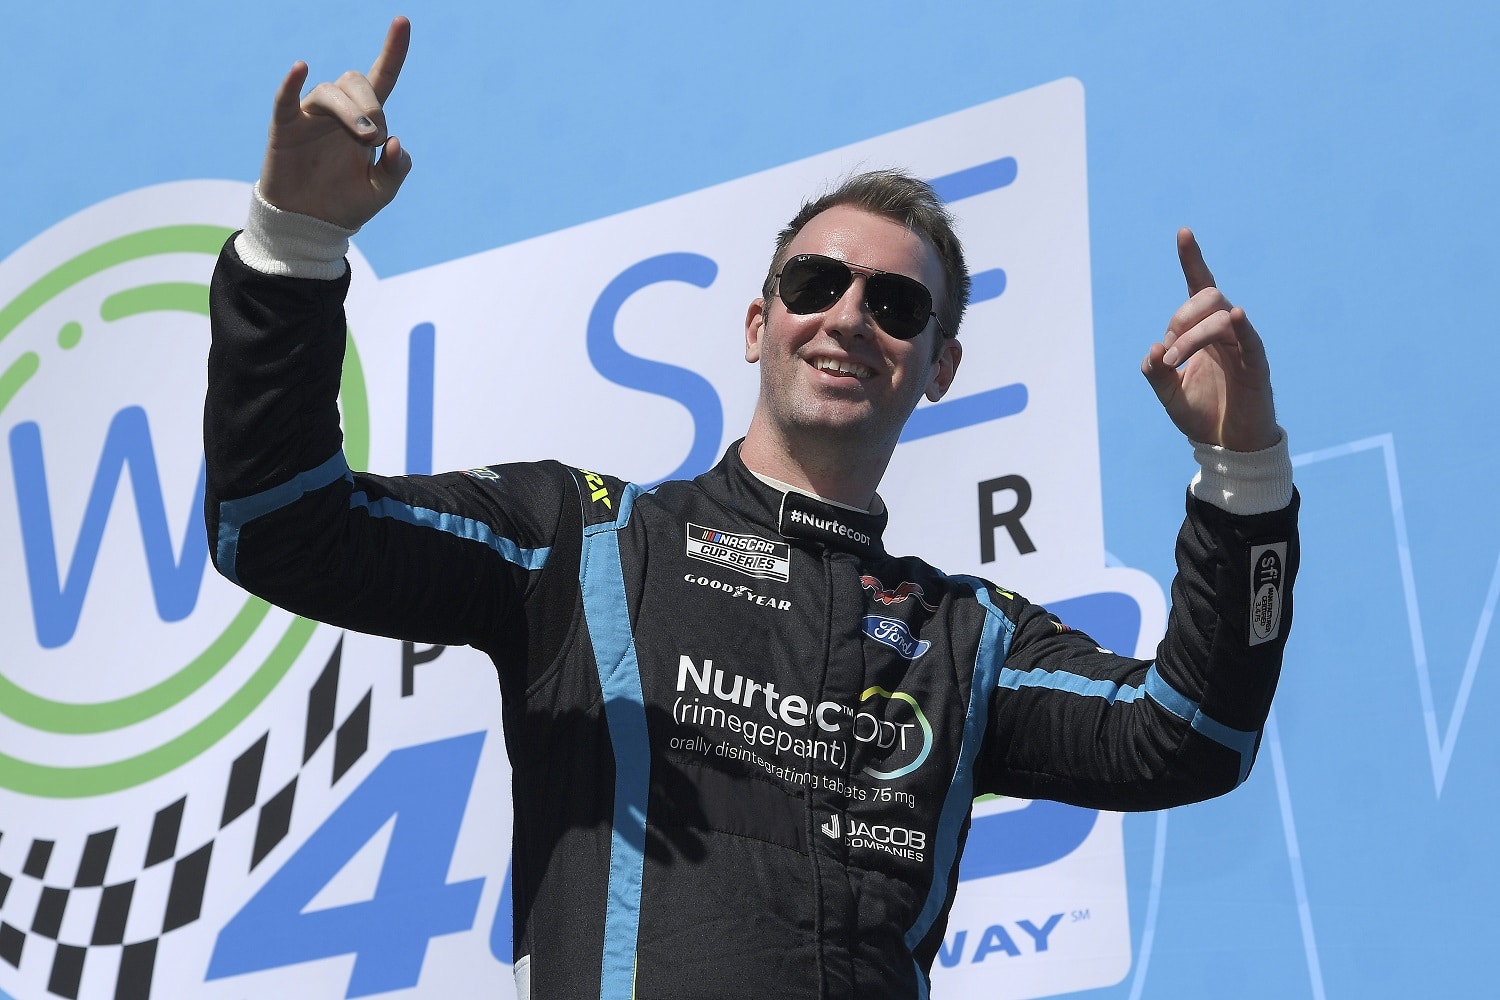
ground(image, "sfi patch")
xmin=1249 ymin=542 xmax=1287 ymax=646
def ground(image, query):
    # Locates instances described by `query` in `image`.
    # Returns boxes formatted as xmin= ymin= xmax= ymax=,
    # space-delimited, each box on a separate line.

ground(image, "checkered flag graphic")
xmin=0 ymin=639 xmax=373 ymax=999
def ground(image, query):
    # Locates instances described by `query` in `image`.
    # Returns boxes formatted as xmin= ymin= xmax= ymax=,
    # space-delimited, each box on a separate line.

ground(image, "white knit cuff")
xmin=1189 ymin=429 xmax=1294 ymax=515
xmin=232 ymin=182 xmax=358 ymax=280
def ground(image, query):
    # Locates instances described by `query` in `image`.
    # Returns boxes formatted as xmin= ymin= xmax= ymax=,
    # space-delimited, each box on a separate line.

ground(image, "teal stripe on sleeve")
xmin=994 ymin=659 xmax=1258 ymax=783
xmin=215 ymin=450 xmax=349 ymax=583
xmin=215 ymin=449 xmax=551 ymax=584
xmin=351 ymin=492 xmax=550 ymax=570
xmin=1143 ymin=666 xmax=1258 ymax=783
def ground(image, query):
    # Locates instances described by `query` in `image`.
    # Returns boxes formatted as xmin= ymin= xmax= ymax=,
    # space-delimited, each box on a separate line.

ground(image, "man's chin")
xmin=785 ymin=409 xmax=901 ymax=449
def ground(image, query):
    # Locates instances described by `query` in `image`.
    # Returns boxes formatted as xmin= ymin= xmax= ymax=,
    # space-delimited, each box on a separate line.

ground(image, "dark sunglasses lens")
xmin=779 ymin=256 xmax=852 ymax=314
xmin=778 ymin=255 xmax=935 ymax=339
xmin=866 ymin=274 xmax=932 ymax=340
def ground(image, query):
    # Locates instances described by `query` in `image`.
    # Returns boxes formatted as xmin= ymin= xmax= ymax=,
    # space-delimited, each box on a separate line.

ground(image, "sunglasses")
xmin=775 ymin=253 xmax=947 ymax=340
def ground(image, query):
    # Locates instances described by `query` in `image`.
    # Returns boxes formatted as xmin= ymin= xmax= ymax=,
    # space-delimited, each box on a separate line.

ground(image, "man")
xmin=205 ymin=17 xmax=1298 ymax=999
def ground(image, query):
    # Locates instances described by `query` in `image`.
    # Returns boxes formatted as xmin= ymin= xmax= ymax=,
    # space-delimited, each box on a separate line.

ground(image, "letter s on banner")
xmin=586 ymin=254 xmax=723 ymax=484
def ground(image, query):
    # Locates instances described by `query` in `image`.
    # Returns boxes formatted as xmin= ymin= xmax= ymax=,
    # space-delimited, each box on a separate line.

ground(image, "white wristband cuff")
xmin=1189 ymin=429 xmax=1294 ymax=515
xmin=232 ymin=182 xmax=358 ymax=280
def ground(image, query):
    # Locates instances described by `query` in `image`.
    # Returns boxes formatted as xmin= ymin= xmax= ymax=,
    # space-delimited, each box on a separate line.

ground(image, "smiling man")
xmin=742 ymin=196 xmax=963 ymax=508
xmin=204 ymin=17 xmax=1300 ymax=1000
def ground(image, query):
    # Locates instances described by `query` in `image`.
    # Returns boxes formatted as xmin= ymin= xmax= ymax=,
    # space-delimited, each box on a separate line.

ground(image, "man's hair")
xmin=761 ymin=169 xmax=971 ymax=354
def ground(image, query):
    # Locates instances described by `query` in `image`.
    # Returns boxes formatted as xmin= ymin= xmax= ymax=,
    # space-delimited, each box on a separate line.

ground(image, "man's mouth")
xmin=810 ymin=356 xmax=874 ymax=379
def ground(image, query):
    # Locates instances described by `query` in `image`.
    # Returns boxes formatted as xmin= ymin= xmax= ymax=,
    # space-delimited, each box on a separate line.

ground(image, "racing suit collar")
xmin=700 ymin=441 xmax=887 ymax=558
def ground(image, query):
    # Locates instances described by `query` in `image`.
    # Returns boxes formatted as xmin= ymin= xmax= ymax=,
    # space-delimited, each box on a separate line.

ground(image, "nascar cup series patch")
xmin=684 ymin=523 xmax=791 ymax=582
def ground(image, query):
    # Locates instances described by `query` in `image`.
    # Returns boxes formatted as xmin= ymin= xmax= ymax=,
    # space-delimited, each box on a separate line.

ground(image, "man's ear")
xmin=745 ymin=298 xmax=767 ymax=363
xmin=924 ymin=338 xmax=962 ymax=402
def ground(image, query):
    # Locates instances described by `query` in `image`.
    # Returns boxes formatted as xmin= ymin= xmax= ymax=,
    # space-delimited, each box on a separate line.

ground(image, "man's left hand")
xmin=1141 ymin=229 xmax=1279 ymax=451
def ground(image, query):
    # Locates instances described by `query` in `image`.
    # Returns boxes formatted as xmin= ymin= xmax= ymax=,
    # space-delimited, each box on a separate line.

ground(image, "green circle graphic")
xmin=0 ymin=222 xmax=370 ymax=796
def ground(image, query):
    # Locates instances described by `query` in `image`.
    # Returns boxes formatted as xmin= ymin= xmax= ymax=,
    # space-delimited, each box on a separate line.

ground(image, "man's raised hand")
xmin=258 ymin=17 xmax=413 ymax=230
xmin=1141 ymin=229 xmax=1279 ymax=452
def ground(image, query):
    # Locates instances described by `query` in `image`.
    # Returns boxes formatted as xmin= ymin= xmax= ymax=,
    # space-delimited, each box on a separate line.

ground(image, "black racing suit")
xmin=204 ymin=240 xmax=1299 ymax=999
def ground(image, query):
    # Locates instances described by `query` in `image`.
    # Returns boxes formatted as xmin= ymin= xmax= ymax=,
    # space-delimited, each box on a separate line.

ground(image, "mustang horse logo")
xmin=860 ymin=575 xmax=939 ymax=612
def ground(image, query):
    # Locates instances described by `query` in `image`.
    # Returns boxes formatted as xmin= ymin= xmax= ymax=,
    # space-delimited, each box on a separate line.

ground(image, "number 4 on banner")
xmin=208 ymin=733 xmax=487 ymax=997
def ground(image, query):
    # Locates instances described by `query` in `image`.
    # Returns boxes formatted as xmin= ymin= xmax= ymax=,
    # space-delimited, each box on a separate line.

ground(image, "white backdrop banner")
xmin=1 ymin=79 xmax=1164 ymax=998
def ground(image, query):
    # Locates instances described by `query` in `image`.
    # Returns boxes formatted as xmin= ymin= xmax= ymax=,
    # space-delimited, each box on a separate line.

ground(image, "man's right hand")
xmin=258 ymin=17 xmax=412 ymax=229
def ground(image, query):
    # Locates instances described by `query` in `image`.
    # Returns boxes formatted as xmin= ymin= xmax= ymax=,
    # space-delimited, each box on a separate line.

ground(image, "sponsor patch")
xmin=857 ymin=686 xmax=933 ymax=780
xmin=846 ymin=818 xmax=927 ymax=861
xmin=682 ymin=572 xmax=791 ymax=610
xmin=819 ymin=811 xmax=926 ymax=862
xmin=778 ymin=491 xmax=881 ymax=554
xmin=1249 ymin=542 xmax=1287 ymax=645
xmin=573 ymin=468 xmax=625 ymax=527
xmin=862 ymin=615 xmax=931 ymax=660
xmin=686 ymin=522 xmax=791 ymax=582
xmin=860 ymin=574 xmax=939 ymax=611
xmin=579 ymin=469 xmax=613 ymax=509
xmin=463 ymin=467 xmax=500 ymax=481
xmin=785 ymin=507 xmax=872 ymax=546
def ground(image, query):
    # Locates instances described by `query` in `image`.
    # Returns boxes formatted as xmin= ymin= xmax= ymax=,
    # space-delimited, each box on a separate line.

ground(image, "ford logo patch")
xmin=862 ymin=615 xmax=932 ymax=660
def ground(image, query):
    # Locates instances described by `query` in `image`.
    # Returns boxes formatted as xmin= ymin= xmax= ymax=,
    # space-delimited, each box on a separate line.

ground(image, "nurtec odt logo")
xmin=857 ymin=685 xmax=932 ymax=780
xmin=0 ymin=182 xmax=372 ymax=802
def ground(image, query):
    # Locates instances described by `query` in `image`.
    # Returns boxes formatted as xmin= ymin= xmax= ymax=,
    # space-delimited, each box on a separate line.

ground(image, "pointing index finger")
xmin=271 ymin=61 xmax=310 ymax=126
xmin=368 ymin=16 xmax=411 ymax=103
xmin=1177 ymin=227 xmax=1217 ymax=297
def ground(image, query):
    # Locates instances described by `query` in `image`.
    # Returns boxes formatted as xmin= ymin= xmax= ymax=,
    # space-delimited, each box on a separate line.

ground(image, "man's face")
xmin=745 ymin=205 xmax=961 ymax=452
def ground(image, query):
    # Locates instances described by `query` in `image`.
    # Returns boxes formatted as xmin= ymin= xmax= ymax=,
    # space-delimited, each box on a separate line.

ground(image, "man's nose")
xmin=827 ymin=275 xmax=873 ymax=337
